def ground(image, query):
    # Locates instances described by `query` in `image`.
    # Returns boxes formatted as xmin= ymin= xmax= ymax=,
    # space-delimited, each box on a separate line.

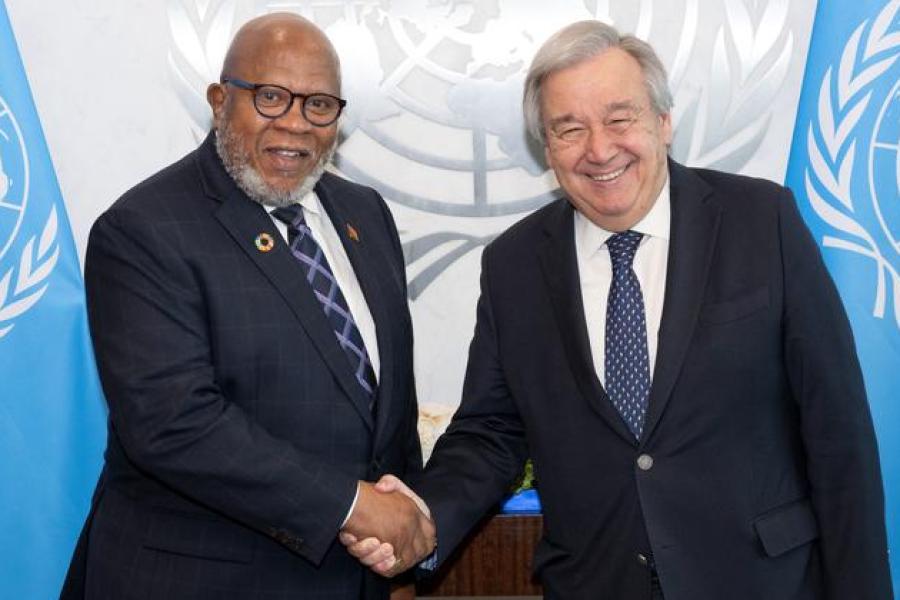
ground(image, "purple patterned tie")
xmin=605 ymin=231 xmax=651 ymax=439
xmin=272 ymin=205 xmax=377 ymax=402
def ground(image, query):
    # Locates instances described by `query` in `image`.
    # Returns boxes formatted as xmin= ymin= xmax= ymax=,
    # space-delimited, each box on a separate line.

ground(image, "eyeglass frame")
xmin=221 ymin=77 xmax=347 ymax=127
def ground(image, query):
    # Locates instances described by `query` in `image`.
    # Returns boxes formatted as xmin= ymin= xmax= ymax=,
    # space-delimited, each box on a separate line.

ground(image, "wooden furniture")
xmin=418 ymin=514 xmax=543 ymax=597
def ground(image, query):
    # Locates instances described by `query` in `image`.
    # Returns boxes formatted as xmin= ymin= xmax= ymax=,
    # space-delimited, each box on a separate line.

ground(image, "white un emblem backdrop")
xmin=0 ymin=95 xmax=58 ymax=339
xmin=804 ymin=0 xmax=900 ymax=329
xmin=166 ymin=0 xmax=815 ymax=454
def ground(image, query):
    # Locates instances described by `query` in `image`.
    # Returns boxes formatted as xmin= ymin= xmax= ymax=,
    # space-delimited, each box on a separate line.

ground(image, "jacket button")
xmin=637 ymin=553 xmax=649 ymax=566
xmin=637 ymin=454 xmax=654 ymax=471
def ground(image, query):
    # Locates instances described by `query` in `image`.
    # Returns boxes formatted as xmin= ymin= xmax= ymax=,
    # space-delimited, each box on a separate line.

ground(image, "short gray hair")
xmin=523 ymin=20 xmax=674 ymax=144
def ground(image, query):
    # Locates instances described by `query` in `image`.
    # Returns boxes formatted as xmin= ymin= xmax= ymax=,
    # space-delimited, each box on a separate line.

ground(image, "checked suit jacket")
xmin=61 ymin=133 xmax=420 ymax=600
xmin=414 ymin=160 xmax=892 ymax=600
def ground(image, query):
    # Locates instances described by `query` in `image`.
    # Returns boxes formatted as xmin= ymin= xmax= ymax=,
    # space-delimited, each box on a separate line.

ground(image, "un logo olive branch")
xmin=0 ymin=206 xmax=59 ymax=338
xmin=167 ymin=0 xmax=238 ymax=142
xmin=804 ymin=0 xmax=900 ymax=328
xmin=0 ymin=93 xmax=60 ymax=340
xmin=671 ymin=0 xmax=792 ymax=172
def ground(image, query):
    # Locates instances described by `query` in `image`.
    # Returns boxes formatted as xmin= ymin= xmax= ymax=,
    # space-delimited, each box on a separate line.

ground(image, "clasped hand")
xmin=340 ymin=475 xmax=434 ymax=577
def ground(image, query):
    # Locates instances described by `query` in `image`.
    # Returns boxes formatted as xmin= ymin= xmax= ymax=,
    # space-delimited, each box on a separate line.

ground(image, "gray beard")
xmin=214 ymin=123 xmax=335 ymax=208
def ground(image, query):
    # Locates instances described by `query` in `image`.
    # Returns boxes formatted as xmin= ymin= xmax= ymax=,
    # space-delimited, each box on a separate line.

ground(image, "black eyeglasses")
xmin=222 ymin=78 xmax=346 ymax=126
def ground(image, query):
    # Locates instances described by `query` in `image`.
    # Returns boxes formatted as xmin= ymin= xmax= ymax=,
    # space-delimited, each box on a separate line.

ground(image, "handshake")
xmin=340 ymin=475 xmax=436 ymax=577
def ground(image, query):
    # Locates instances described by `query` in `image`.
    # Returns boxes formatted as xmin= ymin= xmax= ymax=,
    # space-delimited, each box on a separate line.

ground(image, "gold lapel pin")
xmin=255 ymin=232 xmax=275 ymax=252
xmin=346 ymin=223 xmax=360 ymax=242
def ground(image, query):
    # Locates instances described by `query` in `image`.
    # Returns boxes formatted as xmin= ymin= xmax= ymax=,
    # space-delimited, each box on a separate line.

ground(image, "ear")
xmin=659 ymin=112 xmax=673 ymax=145
xmin=207 ymin=83 xmax=226 ymax=119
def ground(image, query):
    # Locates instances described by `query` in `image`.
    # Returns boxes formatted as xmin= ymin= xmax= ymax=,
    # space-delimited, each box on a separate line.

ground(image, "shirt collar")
xmin=298 ymin=189 xmax=321 ymax=217
xmin=575 ymin=173 xmax=671 ymax=258
xmin=267 ymin=189 xmax=322 ymax=218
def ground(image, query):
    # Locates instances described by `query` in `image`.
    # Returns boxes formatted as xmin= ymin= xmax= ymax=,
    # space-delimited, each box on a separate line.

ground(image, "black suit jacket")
xmin=61 ymin=134 xmax=420 ymax=599
xmin=415 ymin=161 xmax=891 ymax=600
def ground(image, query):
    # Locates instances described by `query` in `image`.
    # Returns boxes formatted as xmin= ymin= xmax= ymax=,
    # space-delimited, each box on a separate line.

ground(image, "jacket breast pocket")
xmin=753 ymin=498 xmax=819 ymax=557
xmin=700 ymin=285 xmax=769 ymax=324
xmin=143 ymin=508 xmax=256 ymax=564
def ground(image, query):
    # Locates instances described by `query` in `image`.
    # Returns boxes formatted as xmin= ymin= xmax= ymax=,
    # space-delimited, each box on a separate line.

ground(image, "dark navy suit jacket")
xmin=61 ymin=133 xmax=420 ymax=599
xmin=414 ymin=160 xmax=891 ymax=600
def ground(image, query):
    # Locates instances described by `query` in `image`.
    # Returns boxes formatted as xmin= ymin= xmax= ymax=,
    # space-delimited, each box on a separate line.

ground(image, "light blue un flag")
xmin=785 ymin=0 xmax=899 ymax=590
xmin=0 ymin=3 xmax=106 ymax=598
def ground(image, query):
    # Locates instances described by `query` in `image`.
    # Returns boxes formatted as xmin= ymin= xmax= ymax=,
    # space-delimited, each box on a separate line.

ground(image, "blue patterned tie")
xmin=605 ymin=231 xmax=651 ymax=439
xmin=272 ymin=205 xmax=377 ymax=402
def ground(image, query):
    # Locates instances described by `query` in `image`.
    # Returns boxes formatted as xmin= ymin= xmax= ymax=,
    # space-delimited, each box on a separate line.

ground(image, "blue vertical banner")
xmin=785 ymin=0 xmax=899 ymax=590
xmin=0 ymin=2 xmax=106 ymax=598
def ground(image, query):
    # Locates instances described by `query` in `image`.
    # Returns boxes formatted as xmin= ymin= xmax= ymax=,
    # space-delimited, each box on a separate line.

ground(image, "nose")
xmin=584 ymin=125 xmax=617 ymax=163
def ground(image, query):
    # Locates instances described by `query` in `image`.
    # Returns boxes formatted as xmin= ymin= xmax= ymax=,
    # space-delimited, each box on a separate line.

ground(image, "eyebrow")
xmin=547 ymin=114 xmax=581 ymax=130
xmin=605 ymin=100 xmax=640 ymax=112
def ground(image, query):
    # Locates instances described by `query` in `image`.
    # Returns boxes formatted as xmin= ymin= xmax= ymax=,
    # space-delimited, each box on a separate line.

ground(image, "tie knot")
xmin=607 ymin=230 xmax=643 ymax=270
xmin=271 ymin=204 xmax=305 ymax=229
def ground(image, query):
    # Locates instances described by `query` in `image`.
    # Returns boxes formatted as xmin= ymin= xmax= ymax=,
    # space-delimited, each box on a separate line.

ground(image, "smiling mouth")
xmin=267 ymin=147 xmax=311 ymax=160
xmin=265 ymin=148 xmax=315 ymax=174
xmin=588 ymin=164 xmax=628 ymax=182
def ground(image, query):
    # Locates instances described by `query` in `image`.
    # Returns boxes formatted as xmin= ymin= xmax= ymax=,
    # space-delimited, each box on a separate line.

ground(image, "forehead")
xmin=541 ymin=48 xmax=649 ymax=117
xmin=236 ymin=37 xmax=339 ymax=93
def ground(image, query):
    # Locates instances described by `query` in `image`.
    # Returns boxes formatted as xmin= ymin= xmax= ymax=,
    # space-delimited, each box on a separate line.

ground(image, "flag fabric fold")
xmin=785 ymin=0 xmax=900 ymax=591
xmin=0 ymin=3 xmax=106 ymax=598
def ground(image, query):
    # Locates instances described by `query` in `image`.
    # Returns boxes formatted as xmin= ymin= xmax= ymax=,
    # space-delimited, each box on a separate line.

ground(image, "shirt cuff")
xmin=341 ymin=482 xmax=360 ymax=528
xmin=420 ymin=551 xmax=438 ymax=571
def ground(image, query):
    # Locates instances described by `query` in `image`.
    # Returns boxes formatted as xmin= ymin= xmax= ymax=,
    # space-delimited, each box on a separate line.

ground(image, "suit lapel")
xmin=537 ymin=200 xmax=637 ymax=444
xmin=198 ymin=136 xmax=375 ymax=430
xmin=314 ymin=175 xmax=398 ymax=445
xmin=641 ymin=161 xmax=721 ymax=444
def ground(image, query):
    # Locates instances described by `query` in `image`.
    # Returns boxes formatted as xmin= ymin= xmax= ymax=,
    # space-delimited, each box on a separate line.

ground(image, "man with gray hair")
xmin=344 ymin=19 xmax=892 ymax=600
xmin=61 ymin=12 xmax=433 ymax=599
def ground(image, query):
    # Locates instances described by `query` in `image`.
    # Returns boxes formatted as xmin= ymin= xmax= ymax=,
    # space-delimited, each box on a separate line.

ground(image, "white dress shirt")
xmin=574 ymin=177 xmax=671 ymax=386
xmin=269 ymin=190 xmax=381 ymax=525
xmin=268 ymin=191 xmax=380 ymax=380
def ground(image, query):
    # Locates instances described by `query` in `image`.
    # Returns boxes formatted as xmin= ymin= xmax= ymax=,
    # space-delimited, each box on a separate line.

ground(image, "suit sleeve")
xmin=412 ymin=247 xmax=529 ymax=567
xmin=85 ymin=207 xmax=357 ymax=565
xmin=778 ymin=189 xmax=892 ymax=598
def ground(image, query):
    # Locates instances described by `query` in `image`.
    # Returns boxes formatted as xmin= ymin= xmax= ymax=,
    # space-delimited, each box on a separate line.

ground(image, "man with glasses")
xmin=61 ymin=12 xmax=432 ymax=600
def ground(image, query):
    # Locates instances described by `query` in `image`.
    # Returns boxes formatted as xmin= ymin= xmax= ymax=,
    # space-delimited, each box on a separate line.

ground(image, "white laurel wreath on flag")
xmin=0 ymin=206 xmax=60 ymax=338
xmin=805 ymin=0 xmax=900 ymax=328
xmin=672 ymin=0 xmax=791 ymax=173
xmin=167 ymin=0 xmax=239 ymax=141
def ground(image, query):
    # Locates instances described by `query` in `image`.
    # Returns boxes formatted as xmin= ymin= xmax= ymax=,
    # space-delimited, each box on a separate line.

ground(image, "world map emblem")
xmin=0 ymin=96 xmax=27 ymax=266
xmin=167 ymin=0 xmax=802 ymax=414
xmin=0 ymin=94 xmax=59 ymax=339
xmin=804 ymin=0 xmax=900 ymax=329
xmin=167 ymin=0 xmax=796 ymax=297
